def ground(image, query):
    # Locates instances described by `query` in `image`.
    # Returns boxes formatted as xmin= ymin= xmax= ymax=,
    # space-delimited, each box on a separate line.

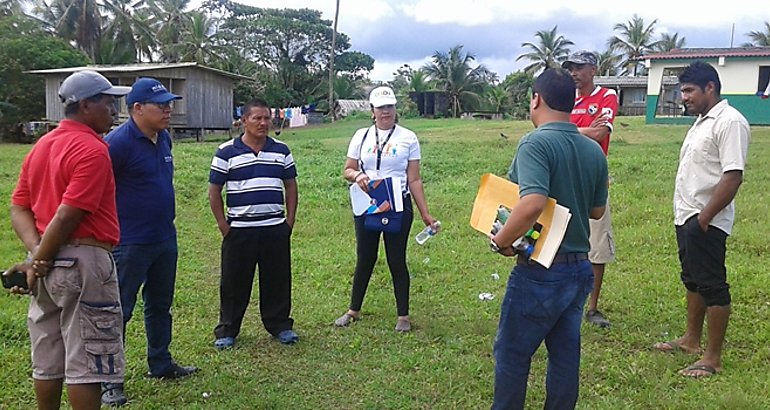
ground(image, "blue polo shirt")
xmin=209 ymin=136 xmax=297 ymax=228
xmin=105 ymin=118 xmax=176 ymax=245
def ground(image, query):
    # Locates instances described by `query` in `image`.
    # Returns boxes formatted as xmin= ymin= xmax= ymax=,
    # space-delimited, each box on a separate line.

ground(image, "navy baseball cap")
xmin=126 ymin=77 xmax=181 ymax=105
xmin=562 ymin=50 xmax=598 ymax=68
xmin=58 ymin=70 xmax=132 ymax=105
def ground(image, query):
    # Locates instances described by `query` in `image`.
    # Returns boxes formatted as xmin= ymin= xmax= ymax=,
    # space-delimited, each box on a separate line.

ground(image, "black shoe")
xmin=101 ymin=382 xmax=128 ymax=407
xmin=147 ymin=362 xmax=198 ymax=380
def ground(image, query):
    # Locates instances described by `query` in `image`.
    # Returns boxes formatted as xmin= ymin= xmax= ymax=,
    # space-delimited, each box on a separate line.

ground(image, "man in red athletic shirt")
xmin=563 ymin=50 xmax=619 ymax=328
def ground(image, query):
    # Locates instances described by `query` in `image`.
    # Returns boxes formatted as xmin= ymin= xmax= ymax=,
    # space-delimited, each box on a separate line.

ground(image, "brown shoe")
xmin=334 ymin=312 xmax=359 ymax=327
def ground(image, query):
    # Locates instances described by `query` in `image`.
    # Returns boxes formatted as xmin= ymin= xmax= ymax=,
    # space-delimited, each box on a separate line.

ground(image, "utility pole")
xmin=328 ymin=0 xmax=340 ymax=122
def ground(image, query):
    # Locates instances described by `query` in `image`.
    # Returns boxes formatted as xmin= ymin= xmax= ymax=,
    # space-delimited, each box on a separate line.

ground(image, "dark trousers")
xmin=350 ymin=198 xmax=414 ymax=316
xmin=215 ymin=223 xmax=293 ymax=339
xmin=114 ymin=237 xmax=177 ymax=375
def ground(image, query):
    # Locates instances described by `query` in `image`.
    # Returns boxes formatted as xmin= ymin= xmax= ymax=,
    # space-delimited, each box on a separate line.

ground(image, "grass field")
xmin=1 ymin=116 xmax=769 ymax=409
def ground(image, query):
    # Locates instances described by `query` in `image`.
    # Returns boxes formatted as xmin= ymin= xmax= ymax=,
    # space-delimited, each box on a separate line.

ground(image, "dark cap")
xmin=58 ymin=70 xmax=132 ymax=105
xmin=562 ymin=50 xmax=598 ymax=68
xmin=126 ymin=77 xmax=182 ymax=105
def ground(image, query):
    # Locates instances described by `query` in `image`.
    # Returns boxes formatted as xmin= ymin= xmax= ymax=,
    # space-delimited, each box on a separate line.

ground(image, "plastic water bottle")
xmin=415 ymin=221 xmax=441 ymax=245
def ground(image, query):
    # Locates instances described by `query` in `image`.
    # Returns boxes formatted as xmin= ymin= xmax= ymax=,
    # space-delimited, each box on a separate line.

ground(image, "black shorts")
xmin=675 ymin=214 xmax=730 ymax=306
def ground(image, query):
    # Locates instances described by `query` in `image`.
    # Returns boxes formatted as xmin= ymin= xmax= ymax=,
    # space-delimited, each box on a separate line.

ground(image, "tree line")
xmin=1 ymin=1 xmax=769 ymax=139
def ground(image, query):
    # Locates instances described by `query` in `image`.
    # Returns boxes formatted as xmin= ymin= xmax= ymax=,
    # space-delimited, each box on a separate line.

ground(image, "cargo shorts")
xmin=28 ymin=244 xmax=124 ymax=384
xmin=588 ymin=200 xmax=615 ymax=264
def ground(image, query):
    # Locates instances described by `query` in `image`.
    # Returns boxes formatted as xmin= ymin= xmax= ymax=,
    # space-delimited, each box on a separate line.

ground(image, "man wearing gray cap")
xmin=5 ymin=70 xmax=130 ymax=409
xmin=101 ymin=77 xmax=196 ymax=406
xmin=563 ymin=50 xmax=619 ymax=328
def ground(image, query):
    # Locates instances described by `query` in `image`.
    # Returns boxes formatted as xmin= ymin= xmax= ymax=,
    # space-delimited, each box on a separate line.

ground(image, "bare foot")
xmin=653 ymin=339 xmax=702 ymax=354
xmin=679 ymin=361 xmax=720 ymax=378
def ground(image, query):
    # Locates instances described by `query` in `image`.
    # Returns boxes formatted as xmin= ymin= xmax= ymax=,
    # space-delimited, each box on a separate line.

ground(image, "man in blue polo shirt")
xmin=102 ymin=77 xmax=197 ymax=406
xmin=209 ymin=98 xmax=299 ymax=349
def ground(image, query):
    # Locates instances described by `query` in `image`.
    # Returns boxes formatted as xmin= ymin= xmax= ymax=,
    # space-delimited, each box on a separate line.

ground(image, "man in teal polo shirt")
xmin=488 ymin=68 xmax=608 ymax=410
xmin=101 ymin=78 xmax=197 ymax=406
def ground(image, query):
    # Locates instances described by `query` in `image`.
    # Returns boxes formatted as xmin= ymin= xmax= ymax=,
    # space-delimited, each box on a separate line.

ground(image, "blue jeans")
xmin=492 ymin=260 xmax=593 ymax=410
xmin=113 ymin=237 xmax=178 ymax=375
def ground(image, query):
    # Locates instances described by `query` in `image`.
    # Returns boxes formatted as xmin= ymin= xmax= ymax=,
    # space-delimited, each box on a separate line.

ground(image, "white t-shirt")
xmin=346 ymin=125 xmax=421 ymax=192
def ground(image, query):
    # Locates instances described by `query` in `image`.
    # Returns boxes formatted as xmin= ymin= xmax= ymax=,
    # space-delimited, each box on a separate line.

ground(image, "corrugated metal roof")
xmin=335 ymin=99 xmax=369 ymax=117
xmin=27 ymin=63 xmax=252 ymax=80
xmin=642 ymin=47 xmax=770 ymax=60
xmin=595 ymin=75 xmax=678 ymax=87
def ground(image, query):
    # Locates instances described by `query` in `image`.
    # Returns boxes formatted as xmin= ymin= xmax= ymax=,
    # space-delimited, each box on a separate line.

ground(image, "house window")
xmin=758 ymin=66 xmax=770 ymax=96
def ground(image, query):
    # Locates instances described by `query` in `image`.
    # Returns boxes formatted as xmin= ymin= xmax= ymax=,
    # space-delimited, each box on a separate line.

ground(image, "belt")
xmin=517 ymin=252 xmax=588 ymax=266
xmin=66 ymin=237 xmax=113 ymax=252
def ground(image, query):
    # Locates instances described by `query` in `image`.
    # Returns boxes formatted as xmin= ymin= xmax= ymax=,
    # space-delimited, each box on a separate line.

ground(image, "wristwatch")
xmin=489 ymin=238 xmax=502 ymax=253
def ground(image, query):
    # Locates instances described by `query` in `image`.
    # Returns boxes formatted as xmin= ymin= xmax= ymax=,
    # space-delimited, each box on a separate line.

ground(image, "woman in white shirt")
xmin=334 ymin=86 xmax=438 ymax=332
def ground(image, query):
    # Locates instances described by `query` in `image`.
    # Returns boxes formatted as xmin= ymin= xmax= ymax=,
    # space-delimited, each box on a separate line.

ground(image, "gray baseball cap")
xmin=562 ymin=50 xmax=598 ymax=68
xmin=58 ymin=70 xmax=132 ymax=105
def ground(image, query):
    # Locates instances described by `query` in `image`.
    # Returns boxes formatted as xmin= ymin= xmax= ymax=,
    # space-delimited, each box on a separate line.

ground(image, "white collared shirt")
xmin=674 ymin=99 xmax=750 ymax=234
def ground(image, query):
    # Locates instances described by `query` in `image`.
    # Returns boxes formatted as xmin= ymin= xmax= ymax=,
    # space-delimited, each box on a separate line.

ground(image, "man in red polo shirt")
xmin=5 ymin=70 xmax=130 ymax=410
xmin=563 ymin=50 xmax=619 ymax=328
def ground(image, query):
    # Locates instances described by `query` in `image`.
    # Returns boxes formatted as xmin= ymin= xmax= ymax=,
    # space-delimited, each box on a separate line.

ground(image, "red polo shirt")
xmin=570 ymin=86 xmax=618 ymax=156
xmin=12 ymin=119 xmax=120 ymax=245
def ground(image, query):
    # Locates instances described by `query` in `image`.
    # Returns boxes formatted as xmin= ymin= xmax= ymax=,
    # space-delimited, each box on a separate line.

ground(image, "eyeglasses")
xmin=144 ymin=101 xmax=174 ymax=111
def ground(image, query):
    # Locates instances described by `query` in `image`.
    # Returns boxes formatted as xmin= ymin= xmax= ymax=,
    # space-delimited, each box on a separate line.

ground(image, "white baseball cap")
xmin=369 ymin=86 xmax=397 ymax=108
xmin=58 ymin=70 xmax=132 ymax=105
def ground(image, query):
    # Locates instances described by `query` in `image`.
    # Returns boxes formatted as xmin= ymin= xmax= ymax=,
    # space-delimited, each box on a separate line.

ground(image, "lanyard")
xmin=359 ymin=125 xmax=396 ymax=172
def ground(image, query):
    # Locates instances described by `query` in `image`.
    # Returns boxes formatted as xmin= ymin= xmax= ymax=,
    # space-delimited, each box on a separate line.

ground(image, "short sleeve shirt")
xmin=346 ymin=125 xmax=420 ymax=192
xmin=674 ymin=99 xmax=750 ymax=234
xmin=12 ymin=119 xmax=120 ymax=245
xmin=509 ymin=122 xmax=608 ymax=253
xmin=209 ymin=136 xmax=297 ymax=228
xmin=570 ymin=86 xmax=618 ymax=156
xmin=105 ymin=118 xmax=176 ymax=245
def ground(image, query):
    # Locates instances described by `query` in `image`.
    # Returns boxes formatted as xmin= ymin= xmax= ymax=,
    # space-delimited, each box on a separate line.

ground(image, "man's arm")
xmin=590 ymin=205 xmax=606 ymax=220
xmin=578 ymin=114 xmax=611 ymax=143
xmin=284 ymin=178 xmax=298 ymax=230
xmin=10 ymin=205 xmax=40 ymax=253
xmin=208 ymin=183 xmax=229 ymax=237
xmin=697 ymin=170 xmax=743 ymax=231
xmin=490 ymin=194 xmax=547 ymax=256
xmin=11 ymin=204 xmax=86 ymax=293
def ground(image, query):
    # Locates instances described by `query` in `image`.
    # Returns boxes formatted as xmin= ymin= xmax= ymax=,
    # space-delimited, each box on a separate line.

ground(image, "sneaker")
xmin=277 ymin=329 xmax=299 ymax=345
xmin=147 ymin=362 xmax=198 ymax=380
xmin=585 ymin=310 xmax=611 ymax=328
xmin=214 ymin=336 xmax=235 ymax=350
xmin=101 ymin=382 xmax=127 ymax=407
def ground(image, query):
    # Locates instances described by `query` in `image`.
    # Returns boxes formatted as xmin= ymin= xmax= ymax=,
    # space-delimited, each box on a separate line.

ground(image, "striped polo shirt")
xmin=209 ymin=136 xmax=297 ymax=228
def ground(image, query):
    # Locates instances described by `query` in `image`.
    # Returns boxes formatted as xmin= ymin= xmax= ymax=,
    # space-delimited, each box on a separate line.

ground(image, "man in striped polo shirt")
xmin=208 ymin=98 xmax=299 ymax=349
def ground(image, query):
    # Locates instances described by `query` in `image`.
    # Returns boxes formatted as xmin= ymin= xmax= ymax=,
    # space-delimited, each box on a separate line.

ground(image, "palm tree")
xmin=100 ymin=0 xmax=155 ymax=63
xmin=32 ymin=0 xmax=103 ymax=60
xmin=596 ymin=49 xmax=621 ymax=76
xmin=654 ymin=32 xmax=686 ymax=52
xmin=147 ymin=0 xmax=191 ymax=62
xmin=423 ymin=45 xmax=489 ymax=117
xmin=516 ymin=26 xmax=574 ymax=75
xmin=409 ymin=69 xmax=431 ymax=92
xmin=608 ymin=14 xmax=659 ymax=76
xmin=485 ymin=85 xmax=509 ymax=114
xmin=743 ymin=22 xmax=770 ymax=47
xmin=174 ymin=11 xmax=221 ymax=64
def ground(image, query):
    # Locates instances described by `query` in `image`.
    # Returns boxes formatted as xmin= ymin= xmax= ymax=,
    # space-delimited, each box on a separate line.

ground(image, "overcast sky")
xmin=237 ymin=0 xmax=768 ymax=81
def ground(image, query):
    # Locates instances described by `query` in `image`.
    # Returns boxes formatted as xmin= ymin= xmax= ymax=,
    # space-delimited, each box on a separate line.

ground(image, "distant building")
xmin=594 ymin=75 xmax=679 ymax=116
xmin=641 ymin=47 xmax=770 ymax=125
xmin=408 ymin=91 xmax=450 ymax=118
xmin=335 ymin=99 xmax=369 ymax=118
xmin=28 ymin=63 xmax=252 ymax=138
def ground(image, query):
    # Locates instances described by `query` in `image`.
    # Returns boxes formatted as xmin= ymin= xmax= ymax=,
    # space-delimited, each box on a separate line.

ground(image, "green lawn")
xmin=1 ymin=116 xmax=768 ymax=409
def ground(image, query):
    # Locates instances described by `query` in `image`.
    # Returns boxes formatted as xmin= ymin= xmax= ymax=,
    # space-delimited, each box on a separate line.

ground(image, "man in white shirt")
xmin=654 ymin=61 xmax=750 ymax=379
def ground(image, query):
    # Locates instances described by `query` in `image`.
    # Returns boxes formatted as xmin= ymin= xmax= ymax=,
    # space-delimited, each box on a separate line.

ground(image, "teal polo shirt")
xmin=508 ymin=121 xmax=608 ymax=254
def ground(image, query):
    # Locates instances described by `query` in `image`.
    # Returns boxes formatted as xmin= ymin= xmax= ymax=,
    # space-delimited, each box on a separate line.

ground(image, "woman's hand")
xmin=354 ymin=171 xmax=370 ymax=192
xmin=422 ymin=214 xmax=438 ymax=230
